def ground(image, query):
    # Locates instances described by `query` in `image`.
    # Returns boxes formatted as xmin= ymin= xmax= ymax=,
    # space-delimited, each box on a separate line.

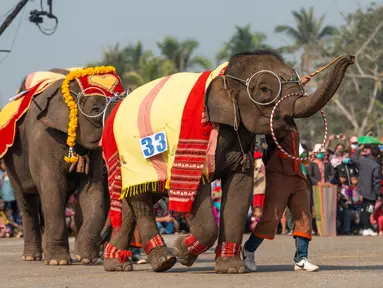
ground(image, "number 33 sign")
xmin=140 ymin=131 xmax=168 ymax=159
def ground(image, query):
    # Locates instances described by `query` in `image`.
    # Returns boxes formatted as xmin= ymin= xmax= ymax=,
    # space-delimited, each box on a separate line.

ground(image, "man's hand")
xmin=339 ymin=133 xmax=347 ymax=141
xmin=165 ymin=215 xmax=175 ymax=223
xmin=329 ymin=134 xmax=335 ymax=141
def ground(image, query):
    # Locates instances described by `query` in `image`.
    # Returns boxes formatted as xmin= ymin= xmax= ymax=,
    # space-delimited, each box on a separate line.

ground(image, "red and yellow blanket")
xmin=101 ymin=63 xmax=227 ymax=227
xmin=0 ymin=67 xmax=125 ymax=159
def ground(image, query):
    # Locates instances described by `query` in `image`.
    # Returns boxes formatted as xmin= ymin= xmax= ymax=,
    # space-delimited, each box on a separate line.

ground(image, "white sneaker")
xmin=137 ymin=258 xmax=147 ymax=264
xmin=362 ymin=229 xmax=378 ymax=236
xmin=242 ymin=248 xmax=257 ymax=272
xmin=294 ymin=258 xmax=319 ymax=272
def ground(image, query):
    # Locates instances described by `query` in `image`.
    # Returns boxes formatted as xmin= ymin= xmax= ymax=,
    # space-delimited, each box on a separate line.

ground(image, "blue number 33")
xmin=141 ymin=132 xmax=167 ymax=158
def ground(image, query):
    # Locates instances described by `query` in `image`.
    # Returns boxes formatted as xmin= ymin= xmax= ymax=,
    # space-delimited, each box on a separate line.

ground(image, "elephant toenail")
xmin=82 ymin=258 xmax=91 ymax=265
xmin=49 ymin=260 xmax=59 ymax=265
xmin=238 ymin=266 xmax=246 ymax=273
xmin=227 ymin=268 xmax=237 ymax=274
xmin=124 ymin=264 xmax=133 ymax=271
xmin=75 ymin=254 xmax=82 ymax=261
xmin=59 ymin=260 xmax=68 ymax=265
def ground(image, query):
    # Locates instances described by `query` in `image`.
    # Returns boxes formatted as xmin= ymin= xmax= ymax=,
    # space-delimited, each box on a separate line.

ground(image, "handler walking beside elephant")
xmin=242 ymin=132 xmax=319 ymax=272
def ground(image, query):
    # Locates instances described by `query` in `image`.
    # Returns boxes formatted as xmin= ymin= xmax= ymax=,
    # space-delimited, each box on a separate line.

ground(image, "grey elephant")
xmin=0 ymin=67 xmax=125 ymax=265
xmin=100 ymin=50 xmax=354 ymax=273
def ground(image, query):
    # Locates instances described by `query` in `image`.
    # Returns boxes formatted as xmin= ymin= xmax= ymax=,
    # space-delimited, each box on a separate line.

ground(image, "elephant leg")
xmin=128 ymin=192 xmax=176 ymax=272
xmin=3 ymin=154 xmax=42 ymax=261
xmin=104 ymin=199 xmax=135 ymax=272
xmin=74 ymin=180 xmax=105 ymax=265
xmin=36 ymin=175 xmax=71 ymax=265
xmin=21 ymin=193 xmax=43 ymax=261
xmin=214 ymin=171 xmax=253 ymax=274
xmin=173 ymin=182 xmax=218 ymax=267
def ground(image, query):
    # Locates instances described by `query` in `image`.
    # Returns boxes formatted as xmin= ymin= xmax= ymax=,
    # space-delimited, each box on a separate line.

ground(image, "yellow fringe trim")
xmin=119 ymin=174 xmax=211 ymax=199
xmin=119 ymin=181 xmax=163 ymax=199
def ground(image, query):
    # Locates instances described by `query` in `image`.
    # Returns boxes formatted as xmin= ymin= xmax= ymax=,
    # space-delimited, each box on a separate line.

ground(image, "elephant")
xmin=100 ymin=50 xmax=355 ymax=273
xmin=1 ymin=67 xmax=125 ymax=265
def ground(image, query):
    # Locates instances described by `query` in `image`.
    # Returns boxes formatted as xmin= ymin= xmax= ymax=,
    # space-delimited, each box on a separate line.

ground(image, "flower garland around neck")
xmin=61 ymin=66 xmax=117 ymax=163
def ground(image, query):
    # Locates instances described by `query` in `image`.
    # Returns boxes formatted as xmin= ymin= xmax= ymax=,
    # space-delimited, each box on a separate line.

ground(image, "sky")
xmin=0 ymin=0 xmax=376 ymax=107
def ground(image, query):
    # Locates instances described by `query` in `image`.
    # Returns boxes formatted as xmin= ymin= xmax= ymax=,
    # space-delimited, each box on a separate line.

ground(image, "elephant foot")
xmin=74 ymin=254 xmax=102 ymax=265
xmin=22 ymin=253 xmax=42 ymax=261
xmin=147 ymin=246 xmax=177 ymax=272
xmin=214 ymin=256 xmax=246 ymax=274
xmin=104 ymin=258 xmax=133 ymax=272
xmin=173 ymin=234 xmax=201 ymax=267
xmin=23 ymin=247 xmax=43 ymax=261
xmin=103 ymin=241 xmax=133 ymax=271
xmin=214 ymin=242 xmax=246 ymax=274
xmin=43 ymin=253 xmax=72 ymax=265
xmin=75 ymin=237 xmax=101 ymax=266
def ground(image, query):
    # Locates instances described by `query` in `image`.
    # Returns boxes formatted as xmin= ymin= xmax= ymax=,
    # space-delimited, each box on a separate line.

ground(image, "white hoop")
xmin=246 ymin=70 xmax=282 ymax=106
xmin=269 ymin=92 xmax=328 ymax=161
xmin=76 ymin=87 xmax=108 ymax=118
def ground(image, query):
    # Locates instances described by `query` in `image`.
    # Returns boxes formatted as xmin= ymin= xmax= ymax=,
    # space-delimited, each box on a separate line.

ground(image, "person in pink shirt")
xmin=370 ymin=196 xmax=383 ymax=236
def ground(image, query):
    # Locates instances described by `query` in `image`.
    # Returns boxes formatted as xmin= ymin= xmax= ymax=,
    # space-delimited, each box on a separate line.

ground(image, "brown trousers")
xmin=254 ymin=171 xmax=312 ymax=240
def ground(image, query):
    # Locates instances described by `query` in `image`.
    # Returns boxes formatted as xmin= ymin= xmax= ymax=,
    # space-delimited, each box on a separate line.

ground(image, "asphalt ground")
xmin=1 ymin=234 xmax=382 ymax=288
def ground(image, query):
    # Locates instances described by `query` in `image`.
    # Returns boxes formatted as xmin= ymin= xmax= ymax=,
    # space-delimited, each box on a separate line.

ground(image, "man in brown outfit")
xmin=242 ymin=128 xmax=319 ymax=272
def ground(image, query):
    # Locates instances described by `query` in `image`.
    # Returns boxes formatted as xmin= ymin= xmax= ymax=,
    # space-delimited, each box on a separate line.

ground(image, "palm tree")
xmin=88 ymin=43 xmax=128 ymax=77
xmin=89 ymin=41 xmax=175 ymax=89
xmin=123 ymin=51 xmax=177 ymax=90
xmin=216 ymin=24 xmax=271 ymax=64
xmin=157 ymin=36 xmax=212 ymax=72
xmin=274 ymin=7 xmax=337 ymax=74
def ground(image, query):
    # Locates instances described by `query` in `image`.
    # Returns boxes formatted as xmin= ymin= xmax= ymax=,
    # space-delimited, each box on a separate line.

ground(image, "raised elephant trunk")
xmin=292 ymin=54 xmax=355 ymax=118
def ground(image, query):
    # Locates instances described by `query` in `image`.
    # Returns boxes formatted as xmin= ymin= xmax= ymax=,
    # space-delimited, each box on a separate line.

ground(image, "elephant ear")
xmin=205 ymin=77 xmax=235 ymax=127
xmin=35 ymin=80 xmax=69 ymax=133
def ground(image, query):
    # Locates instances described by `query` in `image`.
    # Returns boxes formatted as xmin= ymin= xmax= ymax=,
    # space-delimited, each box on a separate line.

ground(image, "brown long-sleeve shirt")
xmin=264 ymin=129 xmax=305 ymax=179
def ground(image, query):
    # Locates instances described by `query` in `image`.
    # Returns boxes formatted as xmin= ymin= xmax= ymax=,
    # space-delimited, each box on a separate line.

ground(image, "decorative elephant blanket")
xmin=101 ymin=62 xmax=228 ymax=227
xmin=0 ymin=67 xmax=125 ymax=158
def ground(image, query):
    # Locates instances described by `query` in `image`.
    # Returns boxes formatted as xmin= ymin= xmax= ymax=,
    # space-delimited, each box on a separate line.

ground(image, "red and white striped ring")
xmin=269 ymin=92 xmax=328 ymax=161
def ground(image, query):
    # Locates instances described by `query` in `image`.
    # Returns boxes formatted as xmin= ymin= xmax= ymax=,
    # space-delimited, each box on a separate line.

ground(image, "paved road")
xmin=1 ymin=234 xmax=382 ymax=288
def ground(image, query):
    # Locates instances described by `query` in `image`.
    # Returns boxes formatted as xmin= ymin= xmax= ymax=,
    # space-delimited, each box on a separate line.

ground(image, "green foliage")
xmin=157 ymin=36 xmax=212 ymax=72
xmin=297 ymin=3 xmax=383 ymax=144
xmin=216 ymin=24 xmax=271 ymax=64
xmin=88 ymin=5 xmax=383 ymax=145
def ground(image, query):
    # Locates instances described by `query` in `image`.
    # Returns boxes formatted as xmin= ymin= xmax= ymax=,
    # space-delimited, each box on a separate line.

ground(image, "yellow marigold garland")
xmin=61 ymin=66 xmax=117 ymax=163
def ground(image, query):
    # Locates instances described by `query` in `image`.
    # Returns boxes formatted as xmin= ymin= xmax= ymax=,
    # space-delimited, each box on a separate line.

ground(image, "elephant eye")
xmin=260 ymin=85 xmax=268 ymax=93
xmin=92 ymin=105 xmax=103 ymax=113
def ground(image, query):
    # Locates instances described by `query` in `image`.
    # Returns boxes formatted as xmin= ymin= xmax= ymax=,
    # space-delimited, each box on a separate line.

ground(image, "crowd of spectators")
xmin=0 ymin=160 xmax=22 ymax=238
xmin=245 ymin=133 xmax=383 ymax=237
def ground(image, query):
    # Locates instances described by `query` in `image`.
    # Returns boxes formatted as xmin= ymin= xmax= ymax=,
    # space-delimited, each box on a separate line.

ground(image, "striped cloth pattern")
xmin=111 ymin=63 xmax=228 ymax=213
xmin=313 ymin=184 xmax=337 ymax=237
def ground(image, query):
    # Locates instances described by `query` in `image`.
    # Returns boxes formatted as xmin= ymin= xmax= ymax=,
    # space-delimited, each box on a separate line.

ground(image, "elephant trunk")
xmin=292 ymin=54 xmax=355 ymax=118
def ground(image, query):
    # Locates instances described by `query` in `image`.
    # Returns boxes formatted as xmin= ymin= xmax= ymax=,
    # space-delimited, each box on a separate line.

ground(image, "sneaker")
xmin=242 ymin=248 xmax=257 ymax=272
xmin=136 ymin=258 xmax=147 ymax=264
xmin=362 ymin=229 xmax=378 ymax=236
xmin=294 ymin=258 xmax=319 ymax=272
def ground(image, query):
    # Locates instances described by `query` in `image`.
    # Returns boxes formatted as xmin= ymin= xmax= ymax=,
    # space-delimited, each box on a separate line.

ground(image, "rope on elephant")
xmin=301 ymin=54 xmax=346 ymax=85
